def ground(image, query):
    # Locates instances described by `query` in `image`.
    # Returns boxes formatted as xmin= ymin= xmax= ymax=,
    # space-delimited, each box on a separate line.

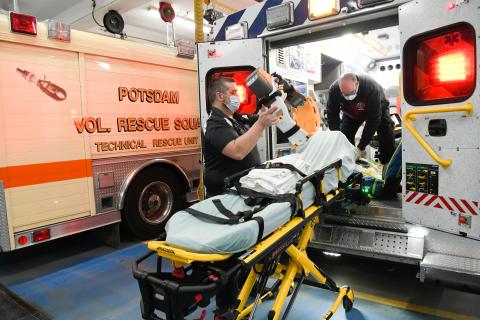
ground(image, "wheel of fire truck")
xmin=122 ymin=166 xmax=183 ymax=240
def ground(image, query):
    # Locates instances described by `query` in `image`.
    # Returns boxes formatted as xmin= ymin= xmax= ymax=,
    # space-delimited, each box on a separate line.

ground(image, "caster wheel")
xmin=343 ymin=295 xmax=353 ymax=311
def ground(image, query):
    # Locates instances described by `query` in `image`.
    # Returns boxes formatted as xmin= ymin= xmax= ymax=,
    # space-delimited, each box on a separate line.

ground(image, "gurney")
xmin=132 ymin=67 xmax=365 ymax=319
xmin=132 ymin=131 xmax=365 ymax=320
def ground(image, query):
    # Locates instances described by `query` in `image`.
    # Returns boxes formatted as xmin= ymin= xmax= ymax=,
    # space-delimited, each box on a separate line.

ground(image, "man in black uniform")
xmin=203 ymin=77 xmax=280 ymax=315
xmin=203 ymin=77 xmax=279 ymax=198
xmin=326 ymin=72 xmax=395 ymax=164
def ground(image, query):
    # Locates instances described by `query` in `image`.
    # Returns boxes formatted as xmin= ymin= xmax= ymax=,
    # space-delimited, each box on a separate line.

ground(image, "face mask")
xmin=224 ymin=95 xmax=241 ymax=112
xmin=342 ymin=84 xmax=358 ymax=101
xmin=343 ymin=93 xmax=357 ymax=101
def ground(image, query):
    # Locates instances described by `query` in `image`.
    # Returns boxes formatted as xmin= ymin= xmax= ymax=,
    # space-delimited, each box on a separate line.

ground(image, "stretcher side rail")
xmin=296 ymin=159 xmax=343 ymax=207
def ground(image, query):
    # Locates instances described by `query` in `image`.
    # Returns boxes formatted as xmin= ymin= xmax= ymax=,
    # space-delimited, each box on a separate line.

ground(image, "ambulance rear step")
xmin=311 ymin=223 xmax=424 ymax=265
xmin=420 ymin=252 xmax=480 ymax=293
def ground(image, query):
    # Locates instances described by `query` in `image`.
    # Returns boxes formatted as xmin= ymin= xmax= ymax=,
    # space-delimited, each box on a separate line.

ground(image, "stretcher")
xmin=133 ymin=159 xmax=362 ymax=320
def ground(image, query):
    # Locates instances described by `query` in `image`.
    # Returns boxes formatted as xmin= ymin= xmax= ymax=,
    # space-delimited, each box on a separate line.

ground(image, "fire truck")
xmin=197 ymin=0 xmax=480 ymax=290
xmin=0 ymin=12 xmax=200 ymax=251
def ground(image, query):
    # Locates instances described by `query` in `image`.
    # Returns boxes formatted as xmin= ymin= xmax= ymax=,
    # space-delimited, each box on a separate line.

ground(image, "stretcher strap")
xmin=184 ymin=201 xmax=266 ymax=243
xmin=231 ymin=184 xmax=299 ymax=219
xmin=212 ymin=199 xmax=266 ymax=222
xmin=183 ymin=207 xmax=239 ymax=225
xmin=251 ymin=217 xmax=264 ymax=243
xmin=212 ymin=199 xmax=237 ymax=219
xmin=213 ymin=199 xmax=265 ymax=243
xmin=256 ymin=162 xmax=307 ymax=178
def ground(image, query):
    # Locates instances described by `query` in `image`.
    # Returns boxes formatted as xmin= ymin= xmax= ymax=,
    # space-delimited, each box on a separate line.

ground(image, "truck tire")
xmin=122 ymin=167 xmax=183 ymax=240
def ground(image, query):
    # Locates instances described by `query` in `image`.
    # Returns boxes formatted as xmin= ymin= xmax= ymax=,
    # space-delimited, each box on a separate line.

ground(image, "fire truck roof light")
xmin=308 ymin=0 xmax=339 ymax=20
xmin=32 ymin=228 xmax=51 ymax=242
xmin=10 ymin=12 xmax=37 ymax=35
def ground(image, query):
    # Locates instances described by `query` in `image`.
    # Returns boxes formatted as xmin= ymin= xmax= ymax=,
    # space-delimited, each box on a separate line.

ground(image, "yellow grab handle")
xmin=403 ymin=103 xmax=473 ymax=168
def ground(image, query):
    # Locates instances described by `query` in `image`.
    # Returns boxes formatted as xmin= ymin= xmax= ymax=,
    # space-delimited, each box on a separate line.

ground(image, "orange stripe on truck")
xmin=0 ymin=160 xmax=92 ymax=188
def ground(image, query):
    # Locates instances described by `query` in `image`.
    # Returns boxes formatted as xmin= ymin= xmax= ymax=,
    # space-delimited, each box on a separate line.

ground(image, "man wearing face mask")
xmin=326 ymin=72 xmax=395 ymax=164
xmin=203 ymin=77 xmax=280 ymax=198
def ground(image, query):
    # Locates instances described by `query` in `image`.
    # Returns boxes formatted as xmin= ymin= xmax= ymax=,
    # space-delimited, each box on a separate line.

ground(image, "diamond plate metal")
xmin=324 ymin=215 xmax=409 ymax=233
xmin=333 ymin=228 xmax=362 ymax=248
xmin=422 ymin=253 xmax=480 ymax=275
xmin=92 ymin=151 xmax=200 ymax=214
xmin=424 ymin=229 xmax=480 ymax=260
xmin=372 ymin=232 xmax=408 ymax=256
xmin=419 ymin=252 xmax=480 ymax=288
xmin=369 ymin=198 xmax=402 ymax=209
xmin=0 ymin=181 xmax=11 ymax=251
xmin=314 ymin=225 xmax=423 ymax=260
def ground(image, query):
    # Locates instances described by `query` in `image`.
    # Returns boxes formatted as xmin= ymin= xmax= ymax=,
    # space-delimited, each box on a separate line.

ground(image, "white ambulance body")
xmin=0 ymin=13 xmax=200 ymax=251
xmin=198 ymin=0 xmax=480 ymax=290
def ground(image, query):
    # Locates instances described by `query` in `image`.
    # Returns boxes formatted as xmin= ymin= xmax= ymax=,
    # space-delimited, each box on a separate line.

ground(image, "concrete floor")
xmin=0 ymin=230 xmax=479 ymax=320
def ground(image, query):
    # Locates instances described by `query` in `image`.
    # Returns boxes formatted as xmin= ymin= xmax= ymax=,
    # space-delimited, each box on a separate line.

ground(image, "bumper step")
xmin=324 ymin=215 xmax=409 ymax=233
xmin=420 ymin=253 xmax=480 ymax=292
xmin=311 ymin=224 xmax=424 ymax=264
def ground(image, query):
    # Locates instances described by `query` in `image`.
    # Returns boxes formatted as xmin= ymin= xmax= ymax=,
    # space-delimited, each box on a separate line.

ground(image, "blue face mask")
xmin=225 ymin=95 xmax=241 ymax=112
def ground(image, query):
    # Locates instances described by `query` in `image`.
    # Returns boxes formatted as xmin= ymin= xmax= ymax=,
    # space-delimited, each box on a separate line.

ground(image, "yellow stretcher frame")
xmin=134 ymin=160 xmax=355 ymax=320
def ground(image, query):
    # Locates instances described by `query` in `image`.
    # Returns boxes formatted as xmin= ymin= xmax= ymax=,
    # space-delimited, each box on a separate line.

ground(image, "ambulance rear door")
xmin=197 ymin=38 xmax=267 ymax=163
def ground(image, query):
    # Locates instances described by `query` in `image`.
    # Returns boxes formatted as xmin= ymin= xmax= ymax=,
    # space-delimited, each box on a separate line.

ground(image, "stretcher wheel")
xmin=342 ymin=295 xmax=353 ymax=311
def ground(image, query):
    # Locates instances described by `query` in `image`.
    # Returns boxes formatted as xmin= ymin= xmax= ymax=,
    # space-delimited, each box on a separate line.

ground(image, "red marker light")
xmin=18 ymin=236 xmax=28 ymax=246
xmin=32 ymin=229 xmax=51 ymax=242
xmin=10 ymin=12 xmax=37 ymax=35
xmin=448 ymin=2 xmax=455 ymax=9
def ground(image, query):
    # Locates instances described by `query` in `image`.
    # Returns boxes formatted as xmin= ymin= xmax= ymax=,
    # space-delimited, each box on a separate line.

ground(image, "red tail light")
xmin=403 ymin=23 xmax=476 ymax=106
xmin=32 ymin=229 xmax=51 ymax=242
xmin=9 ymin=12 xmax=37 ymax=35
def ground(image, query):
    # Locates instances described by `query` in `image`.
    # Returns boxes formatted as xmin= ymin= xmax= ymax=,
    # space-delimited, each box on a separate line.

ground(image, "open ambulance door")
xmin=400 ymin=0 xmax=480 ymax=241
xmin=197 ymin=38 xmax=266 ymax=196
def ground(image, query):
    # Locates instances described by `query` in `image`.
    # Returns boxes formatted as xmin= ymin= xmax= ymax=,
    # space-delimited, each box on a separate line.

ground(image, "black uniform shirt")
xmin=203 ymin=107 xmax=261 ymax=196
xmin=326 ymin=74 xmax=390 ymax=150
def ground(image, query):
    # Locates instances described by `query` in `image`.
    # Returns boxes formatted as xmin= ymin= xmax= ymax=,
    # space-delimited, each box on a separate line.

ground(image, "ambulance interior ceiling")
xmin=273 ymin=25 xmax=401 ymax=98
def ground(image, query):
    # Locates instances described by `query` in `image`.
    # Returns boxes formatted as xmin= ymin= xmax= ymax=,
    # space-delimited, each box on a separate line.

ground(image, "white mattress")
xmin=165 ymin=130 xmax=356 ymax=254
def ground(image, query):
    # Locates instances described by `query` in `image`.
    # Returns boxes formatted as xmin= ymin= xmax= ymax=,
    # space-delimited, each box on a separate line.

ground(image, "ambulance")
xmin=198 ymin=0 xmax=480 ymax=290
xmin=0 ymin=12 xmax=200 ymax=251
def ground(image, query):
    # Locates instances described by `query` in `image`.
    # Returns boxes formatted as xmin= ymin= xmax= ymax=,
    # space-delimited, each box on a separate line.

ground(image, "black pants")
xmin=340 ymin=115 xmax=395 ymax=164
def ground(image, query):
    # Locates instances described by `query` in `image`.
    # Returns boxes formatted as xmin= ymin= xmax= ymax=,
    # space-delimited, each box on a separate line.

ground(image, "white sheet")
xmin=240 ymin=130 xmax=356 ymax=195
xmin=165 ymin=130 xmax=356 ymax=254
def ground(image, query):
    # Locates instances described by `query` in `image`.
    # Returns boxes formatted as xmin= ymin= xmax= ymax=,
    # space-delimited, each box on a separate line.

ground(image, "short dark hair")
xmin=208 ymin=77 xmax=235 ymax=105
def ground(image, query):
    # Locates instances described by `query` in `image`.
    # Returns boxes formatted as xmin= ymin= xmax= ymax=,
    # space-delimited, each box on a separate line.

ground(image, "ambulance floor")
xmin=0 ymin=233 xmax=479 ymax=320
